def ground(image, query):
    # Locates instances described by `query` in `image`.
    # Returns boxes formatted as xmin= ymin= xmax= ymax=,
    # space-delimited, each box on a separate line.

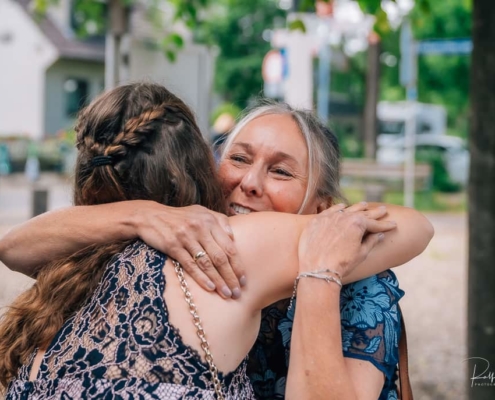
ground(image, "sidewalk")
xmin=0 ymin=173 xmax=73 ymax=225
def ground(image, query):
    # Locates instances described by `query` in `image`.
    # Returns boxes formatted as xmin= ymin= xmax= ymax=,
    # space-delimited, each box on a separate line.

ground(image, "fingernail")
xmin=222 ymin=286 xmax=233 ymax=297
xmin=379 ymin=205 xmax=387 ymax=210
xmin=206 ymin=281 xmax=216 ymax=291
xmin=225 ymin=225 xmax=234 ymax=238
xmin=378 ymin=233 xmax=385 ymax=241
xmin=232 ymin=287 xmax=242 ymax=299
xmin=360 ymin=201 xmax=368 ymax=206
xmin=240 ymin=275 xmax=247 ymax=287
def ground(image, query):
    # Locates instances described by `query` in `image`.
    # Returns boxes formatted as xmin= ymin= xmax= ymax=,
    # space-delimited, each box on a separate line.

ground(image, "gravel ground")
xmin=0 ymin=175 xmax=469 ymax=398
xmin=394 ymin=213 xmax=468 ymax=400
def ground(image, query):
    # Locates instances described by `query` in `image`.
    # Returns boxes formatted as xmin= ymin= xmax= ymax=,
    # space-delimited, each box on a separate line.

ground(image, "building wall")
xmin=0 ymin=0 xmax=58 ymax=139
xmin=44 ymin=59 xmax=104 ymax=135
xmin=129 ymin=40 xmax=216 ymax=138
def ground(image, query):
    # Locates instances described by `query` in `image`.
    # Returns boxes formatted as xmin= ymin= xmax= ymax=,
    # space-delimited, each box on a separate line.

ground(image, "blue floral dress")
xmin=247 ymin=270 xmax=404 ymax=400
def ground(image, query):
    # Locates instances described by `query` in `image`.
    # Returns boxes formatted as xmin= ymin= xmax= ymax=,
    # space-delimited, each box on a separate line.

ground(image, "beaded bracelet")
xmin=287 ymin=270 xmax=342 ymax=311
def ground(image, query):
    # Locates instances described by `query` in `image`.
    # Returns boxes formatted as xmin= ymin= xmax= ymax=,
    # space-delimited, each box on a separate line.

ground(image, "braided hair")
xmin=0 ymin=83 xmax=225 ymax=388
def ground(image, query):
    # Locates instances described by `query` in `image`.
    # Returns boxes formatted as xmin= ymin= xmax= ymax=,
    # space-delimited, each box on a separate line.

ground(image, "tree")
xmin=195 ymin=0 xmax=286 ymax=109
xmin=468 ymin=1 xmax=495 ymax=398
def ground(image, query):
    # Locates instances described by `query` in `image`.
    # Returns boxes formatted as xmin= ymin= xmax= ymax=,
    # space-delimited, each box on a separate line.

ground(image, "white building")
xmin=0 ymin=0 xmax=105 ymax=139
xmin=0 ymin=0 xmax=216 ymax=140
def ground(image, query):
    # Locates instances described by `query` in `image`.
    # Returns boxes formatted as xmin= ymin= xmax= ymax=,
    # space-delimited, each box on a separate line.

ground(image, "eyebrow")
xmin=231 ymin=142 xmax=300 ymax=165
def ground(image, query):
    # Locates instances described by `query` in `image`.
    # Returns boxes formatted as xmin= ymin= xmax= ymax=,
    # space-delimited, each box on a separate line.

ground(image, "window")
xmin=64 ymin=78 xmax=89 ymax=117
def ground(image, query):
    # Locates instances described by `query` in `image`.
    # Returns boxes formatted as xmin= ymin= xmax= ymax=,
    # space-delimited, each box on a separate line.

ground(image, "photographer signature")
xmin=465 ymin=357 xmax=495 ymax=387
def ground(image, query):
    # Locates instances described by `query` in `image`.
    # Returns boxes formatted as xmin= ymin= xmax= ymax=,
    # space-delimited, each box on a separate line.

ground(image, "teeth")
xmin=232 ymin=204 xmax=251 ymax=215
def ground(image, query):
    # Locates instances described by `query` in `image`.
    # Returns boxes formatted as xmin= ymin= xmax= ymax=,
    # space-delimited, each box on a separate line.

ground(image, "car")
xmin=376 ymin=135 xmax=469 ymax=187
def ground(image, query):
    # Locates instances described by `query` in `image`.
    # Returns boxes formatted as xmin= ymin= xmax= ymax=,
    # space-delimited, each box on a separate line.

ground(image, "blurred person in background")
xmin=0 ymin=97 xmax=433 ymax=399
xmin=211 ymin=112 xmax=236 ymax=162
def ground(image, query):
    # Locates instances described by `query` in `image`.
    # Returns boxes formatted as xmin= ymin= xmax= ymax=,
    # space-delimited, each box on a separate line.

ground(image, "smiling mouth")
xmin=230 ymin=203 xmax=255 ymax=215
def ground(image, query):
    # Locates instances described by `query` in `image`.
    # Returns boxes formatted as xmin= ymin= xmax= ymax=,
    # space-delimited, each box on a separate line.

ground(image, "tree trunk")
xmin=468 ymin=0 xmax=495 ymax=398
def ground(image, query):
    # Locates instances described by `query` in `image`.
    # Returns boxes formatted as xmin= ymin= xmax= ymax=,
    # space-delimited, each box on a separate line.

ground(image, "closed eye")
xmin=229 ymin=154 xmax=248 ymax=163
xmin=272 ymin=168 xmax=293 ymax=177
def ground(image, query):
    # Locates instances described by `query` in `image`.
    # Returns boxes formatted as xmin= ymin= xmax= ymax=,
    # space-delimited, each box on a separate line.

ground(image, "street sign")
xmin=400 ymin=20 xmax=416 ymax=87
xmin=417 ymin=39 xmax=472 ymax=55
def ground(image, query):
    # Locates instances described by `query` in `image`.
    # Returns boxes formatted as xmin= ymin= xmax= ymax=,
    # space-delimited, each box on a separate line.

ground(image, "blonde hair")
xmin=220 ymin=101 xmax=346 ymax=213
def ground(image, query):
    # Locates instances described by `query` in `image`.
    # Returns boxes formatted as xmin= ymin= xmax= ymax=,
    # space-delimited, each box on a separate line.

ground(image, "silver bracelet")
xmin=312 ymin=268 xmax=343 ymax=280
xmin=287 ymin=271 xmax=342 ymax=311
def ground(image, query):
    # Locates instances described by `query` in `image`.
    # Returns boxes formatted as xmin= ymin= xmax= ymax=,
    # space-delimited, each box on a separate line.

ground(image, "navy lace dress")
xmin=7 ymin=241 xmax=254 ymax=399
xmin=247 ymin=270 xmax=405 ymax=400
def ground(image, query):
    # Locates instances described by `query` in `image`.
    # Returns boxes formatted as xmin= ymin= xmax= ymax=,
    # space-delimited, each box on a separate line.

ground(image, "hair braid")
xmin=0 ymin=83 xmax=225 ymax=390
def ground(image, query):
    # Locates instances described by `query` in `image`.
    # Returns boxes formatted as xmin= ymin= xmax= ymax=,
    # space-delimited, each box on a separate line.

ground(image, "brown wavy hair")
xmin=0 ymin=83 xmax=225 ymax=389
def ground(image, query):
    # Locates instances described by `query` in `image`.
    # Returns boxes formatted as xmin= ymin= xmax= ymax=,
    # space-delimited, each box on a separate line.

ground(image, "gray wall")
xmin=44 ymin=59 xmax=104 ymax=135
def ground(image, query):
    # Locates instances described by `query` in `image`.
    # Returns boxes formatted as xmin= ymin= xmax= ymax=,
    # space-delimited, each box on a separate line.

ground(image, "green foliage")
xmin=416 ymin=146 xmax=462 ymax=193
xmin=211 ymin=103 xmax=242 ymax=124
xmin=357 ymin=0 xmax=386 ymax=15
xmin=412 ymin=0 xmax=471 ymax=139
xmin=288 ymin=20 xmax=306 ymax=33
xmin=378 ymin=0 xmax=471 ymax=139
xmin=33 ymin=0 xmax=213 ymax=61
xmin=195 ymin=0 xmax=286 ymax=109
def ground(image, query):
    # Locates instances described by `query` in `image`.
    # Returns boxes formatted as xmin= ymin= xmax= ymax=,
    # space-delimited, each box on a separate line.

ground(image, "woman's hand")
xmin=133 ymin=202 xmax=245 ymax=298
xmin=298 ymin=202 xmax=397 ymax=278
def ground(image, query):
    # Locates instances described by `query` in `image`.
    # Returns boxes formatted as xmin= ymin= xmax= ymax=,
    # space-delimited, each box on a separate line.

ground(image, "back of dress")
xmin=7 ymin=241 xmax=254 ymax=400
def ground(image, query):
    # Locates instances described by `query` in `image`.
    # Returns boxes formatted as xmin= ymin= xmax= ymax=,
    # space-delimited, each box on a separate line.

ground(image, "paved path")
xmin=394 ymin=213 xmax=467 ymax=400
xmin=0 ymin=174 xmax=468 ymax=398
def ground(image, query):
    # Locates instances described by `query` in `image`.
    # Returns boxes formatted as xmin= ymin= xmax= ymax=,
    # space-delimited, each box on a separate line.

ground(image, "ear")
xmin=316 ymin=197 xmax=333 ymax=214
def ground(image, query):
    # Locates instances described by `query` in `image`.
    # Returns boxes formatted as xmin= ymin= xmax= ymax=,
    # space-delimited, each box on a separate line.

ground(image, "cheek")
xmin=218 ymin=163 xmax=242 ymax=197
xmin=268 ymin=183 xmax=306 ymax=213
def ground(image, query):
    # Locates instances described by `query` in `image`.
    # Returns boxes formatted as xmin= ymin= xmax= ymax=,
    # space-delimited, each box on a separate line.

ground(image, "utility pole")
xmin=105 ymin=0 xmax=130 ymax=89
xmin=363 ymin=31 xmax=380 ymax=159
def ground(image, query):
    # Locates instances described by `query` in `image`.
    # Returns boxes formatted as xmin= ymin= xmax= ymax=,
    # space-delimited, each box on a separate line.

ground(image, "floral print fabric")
xmin=247 ymin=270 xmax=404 ymax=400
xmin=7 ymin=241 xmax=254 ymax=399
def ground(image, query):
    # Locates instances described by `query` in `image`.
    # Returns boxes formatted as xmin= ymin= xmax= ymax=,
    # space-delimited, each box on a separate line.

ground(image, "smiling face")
xmin=218 ymin=113 xmax=321 ymax=216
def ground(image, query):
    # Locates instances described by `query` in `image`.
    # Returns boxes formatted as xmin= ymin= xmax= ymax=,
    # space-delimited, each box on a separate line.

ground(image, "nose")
xmin=239 ymin=165 xmax=264 ymax=197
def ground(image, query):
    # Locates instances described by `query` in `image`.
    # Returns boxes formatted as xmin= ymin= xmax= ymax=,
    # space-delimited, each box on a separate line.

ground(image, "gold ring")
xmin=194 ymin=251 xmax=207 ymax=262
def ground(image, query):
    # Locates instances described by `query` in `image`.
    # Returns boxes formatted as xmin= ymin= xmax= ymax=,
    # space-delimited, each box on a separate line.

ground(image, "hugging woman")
xmin=0 ymin=83 xmax=433 ymax=399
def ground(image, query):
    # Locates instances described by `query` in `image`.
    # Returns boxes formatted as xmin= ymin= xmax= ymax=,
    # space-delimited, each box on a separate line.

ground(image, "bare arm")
xmin=343 ymin=203 xmax=434 ymax=283
xmin=285 ymin=207 xmax=391 ymax=400
xmin=0 ymin=202 xmax=138 ymax=277
xmin=285 ymin=203 xmax=432 ymax=400
xmin=0 ymin=201 xmax=244 ymax=297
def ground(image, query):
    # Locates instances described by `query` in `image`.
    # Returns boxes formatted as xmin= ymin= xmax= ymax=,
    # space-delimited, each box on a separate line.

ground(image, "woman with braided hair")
xmin=0 ymin=83 xmax=432 ymax=399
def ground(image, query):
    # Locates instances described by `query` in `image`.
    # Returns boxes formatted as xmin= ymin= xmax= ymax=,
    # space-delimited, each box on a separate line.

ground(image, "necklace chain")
xmin=172 ymin=260 xmax=225 ymax=400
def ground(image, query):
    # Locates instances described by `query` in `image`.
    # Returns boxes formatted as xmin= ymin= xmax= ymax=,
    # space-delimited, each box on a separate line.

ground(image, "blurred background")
xmin=0 ymin=0 xmax=492 ymax=399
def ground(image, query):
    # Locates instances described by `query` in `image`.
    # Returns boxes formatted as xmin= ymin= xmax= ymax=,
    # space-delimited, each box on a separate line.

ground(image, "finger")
xmin=362 ymin=206 xmax=388 ymax=220
xmin=210 ymin=211 xmax=235 ymax=240
xmin=364 ymin=219 xmax=397 ymax=233
xmin=187 ymin=247 xmax=233 ymax=299
xmin=361 ymin=232 xmax=385 ymax=256
xmin=345 ymin=201 xmax=369 ymax=213
xmin=173 ymin=248 xmax=217 ymax=293
xmin=210 ymin=225 xmax=246 ymax=285
xmin=200 ymin=232 xmax=243 ymax=299
xmin=319 ymin=203 xmax=346 ymax=216
xmin=359 ymin=233 xmax=384 ymax=261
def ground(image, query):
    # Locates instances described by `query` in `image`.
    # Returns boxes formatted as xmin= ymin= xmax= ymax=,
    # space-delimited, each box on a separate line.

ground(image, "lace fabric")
xmin=7 ymin=241 xmax=254 ymax=400
xmin=247 ymin=270 xmax=405 ymax=400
